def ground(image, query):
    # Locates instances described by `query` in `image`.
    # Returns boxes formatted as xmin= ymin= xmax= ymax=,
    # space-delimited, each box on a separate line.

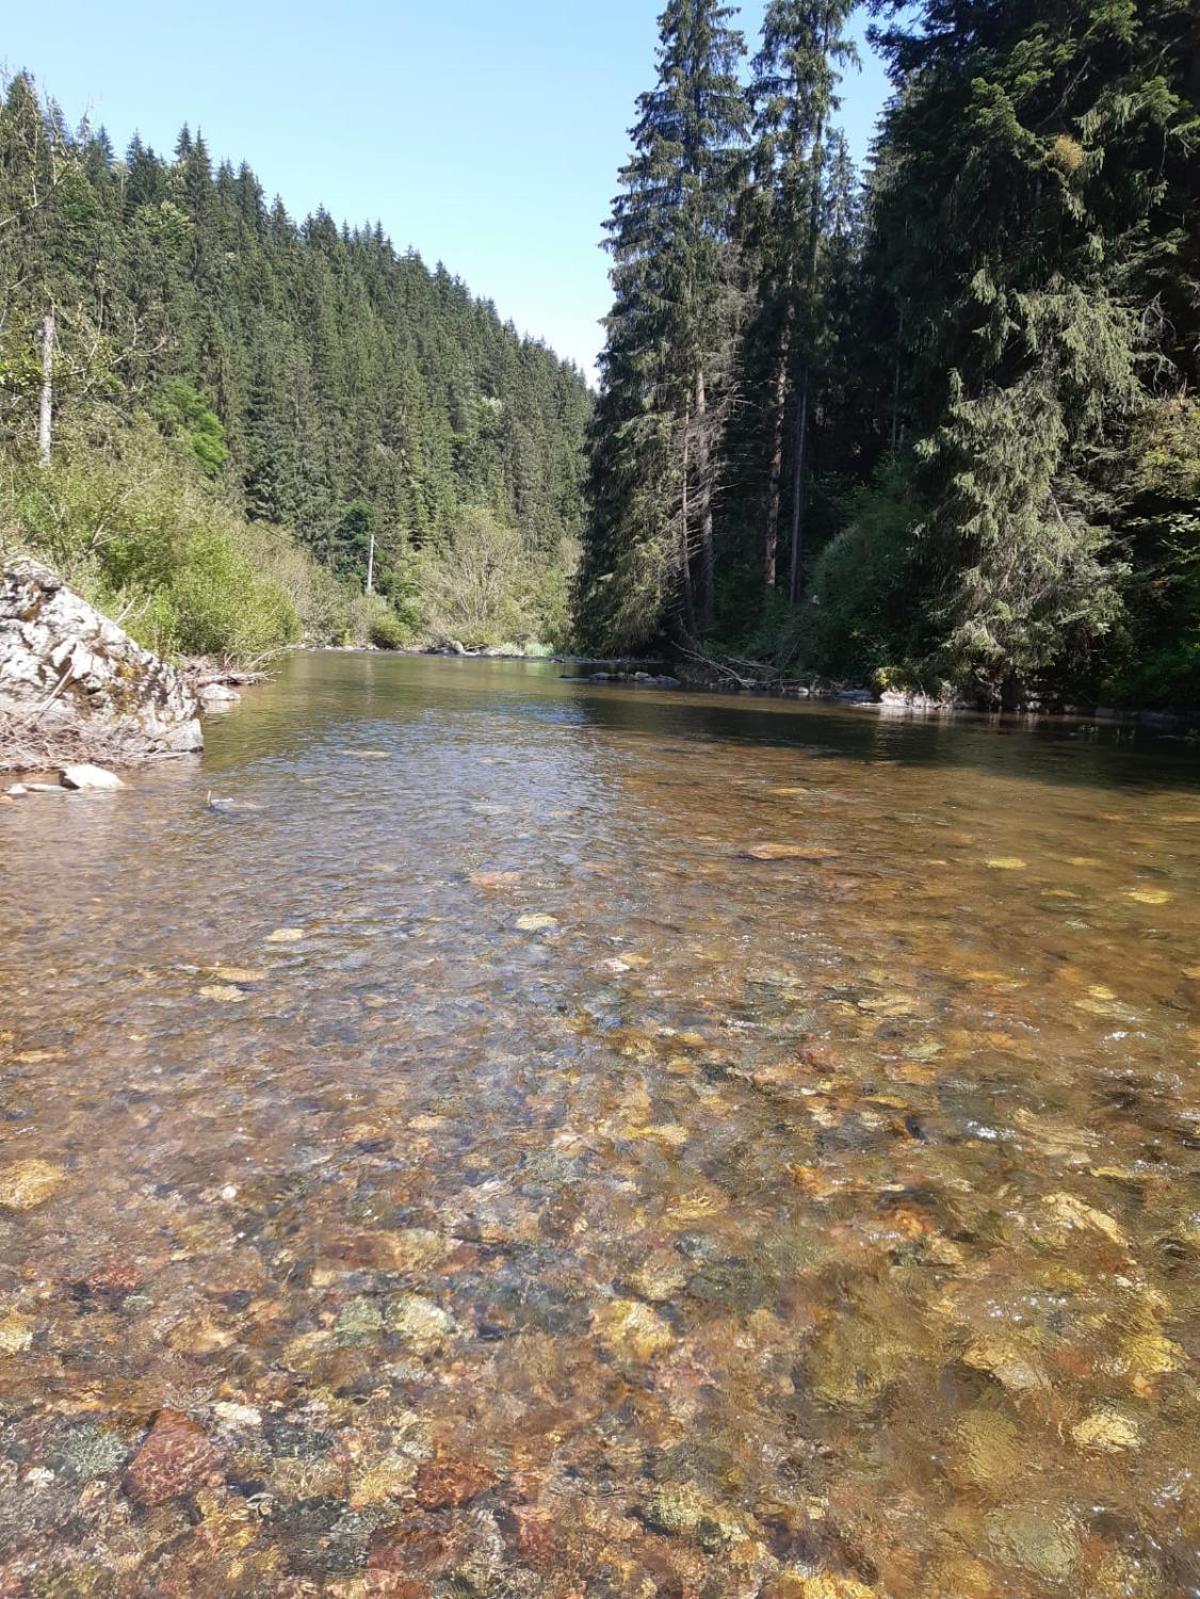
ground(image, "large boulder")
xmin=0 ymin=560 xmax=202 ymax=765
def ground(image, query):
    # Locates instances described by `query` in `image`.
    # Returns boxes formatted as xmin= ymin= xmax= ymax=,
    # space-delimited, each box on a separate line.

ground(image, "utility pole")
xmin=37 ymin=313 xmax=55 ymax=467
xmin=365 ymin=531 xmax=376 ymax=596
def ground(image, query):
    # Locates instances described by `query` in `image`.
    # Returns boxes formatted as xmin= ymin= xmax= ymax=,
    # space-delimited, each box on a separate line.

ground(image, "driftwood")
xmin=0 ymin=715 xmax=157 ymax=774
xmin=181 ymin=655 xmax=272 ymax=690
xmin=673 ymin=640 xmax=771 ymax=691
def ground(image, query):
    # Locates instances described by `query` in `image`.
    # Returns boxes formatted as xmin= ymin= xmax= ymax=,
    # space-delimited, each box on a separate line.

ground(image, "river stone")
xmin=59 ymin=763 xmax=124 ymax=790
xmin=0 ymin=1159 xmax=66 ymax=1211
xmin=197 ymin=682 xmax=241 ymax=707
xmin=0 ymin=559 xmax=202 ymax=758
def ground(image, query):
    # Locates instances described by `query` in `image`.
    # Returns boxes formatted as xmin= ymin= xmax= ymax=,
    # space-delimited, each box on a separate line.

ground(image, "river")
xmin=1 ymin=653 xmax=1198 ymax=1597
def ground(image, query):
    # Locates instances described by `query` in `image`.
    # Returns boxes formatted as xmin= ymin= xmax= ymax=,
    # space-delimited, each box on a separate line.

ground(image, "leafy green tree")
xmin=150 ymin=378 xmax=228 ymax=475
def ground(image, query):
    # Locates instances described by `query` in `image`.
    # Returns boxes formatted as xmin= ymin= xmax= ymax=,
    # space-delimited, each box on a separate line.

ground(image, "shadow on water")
xmin=206 ymin=652 xmax=1200 ymax=799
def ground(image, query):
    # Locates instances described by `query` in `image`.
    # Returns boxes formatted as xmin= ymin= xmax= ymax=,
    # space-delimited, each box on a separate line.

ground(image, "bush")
xmin=405 ymin=507 xmax=571 ymax=649
xmin=0 ymin=412 xmax=349 ymax=660
xmin=366 ymin=604 xmax=409 ymax=651
xmin=803 ymin=465 xmax=923 ymax=678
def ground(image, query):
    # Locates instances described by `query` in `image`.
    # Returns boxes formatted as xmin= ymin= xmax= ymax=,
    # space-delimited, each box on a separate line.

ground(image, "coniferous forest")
xmin=579 ymin=0 xmax=1200 ymax=710
xmin=0 ymin=74 xmax=592 ymax=655
xmin=2 ymin=0 xmax=1198 ymax=708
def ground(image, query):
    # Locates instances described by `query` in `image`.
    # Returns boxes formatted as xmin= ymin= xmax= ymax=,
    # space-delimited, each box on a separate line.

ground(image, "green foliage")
xmin=363 ymin=598 xmax=409 ymax=651
xmin=150 ymin=379 xmax=229 ymax=476
xmin=0 ymin=416 xmax=340 ymax=659
xmin=329 ymin=500 xmax=374 ymax=585
xmin=410 ymin=506 xmax=564 ymax=649
xmin=578 ymin=0 xmax=749 ymax=647
xmin=584 ymin=0 xmax=1199 ymax=706
xmin=0 ymin=69 xmax=590 ymax=619
xmin=804 ymin=466 xmax=922 ymax=678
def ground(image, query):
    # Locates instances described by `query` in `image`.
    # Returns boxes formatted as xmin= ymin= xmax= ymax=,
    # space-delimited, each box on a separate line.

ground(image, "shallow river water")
xmin=2 ymin=654 xmax=1199 ymax=1598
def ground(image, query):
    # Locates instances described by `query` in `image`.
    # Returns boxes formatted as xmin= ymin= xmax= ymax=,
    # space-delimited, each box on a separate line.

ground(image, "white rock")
xmin=198 ymin=682 xmax=242 ymax=708
xmin=213 ymin=1401 xmax=262 ymax=1428
xmin=59 ymin=764 xmax=125 ymax=791
xmin=0 ymin=561 xmax=202 ymax=757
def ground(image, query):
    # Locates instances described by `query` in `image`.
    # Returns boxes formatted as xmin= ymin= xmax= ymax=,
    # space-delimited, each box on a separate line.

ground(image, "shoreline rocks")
xmin=59 ymin=763 xmax=125 ymax=791
xmin=0 ymin=560 xmax=202 ymax=772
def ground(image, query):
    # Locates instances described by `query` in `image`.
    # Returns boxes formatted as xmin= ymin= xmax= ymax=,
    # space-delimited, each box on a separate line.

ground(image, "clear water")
xmin=1 ymin=654 xmax=1198 ymax=1597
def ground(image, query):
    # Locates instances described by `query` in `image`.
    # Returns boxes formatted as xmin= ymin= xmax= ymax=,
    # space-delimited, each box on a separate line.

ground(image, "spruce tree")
xmin=579 ymin=0 xmax=747 ymax=650
xmin=746 ymin=0 xmax=857 ymax=603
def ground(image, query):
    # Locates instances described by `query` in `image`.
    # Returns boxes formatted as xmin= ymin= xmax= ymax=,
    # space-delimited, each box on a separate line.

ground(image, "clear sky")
xmin=3 ymin=2 xmax=892 ymax=380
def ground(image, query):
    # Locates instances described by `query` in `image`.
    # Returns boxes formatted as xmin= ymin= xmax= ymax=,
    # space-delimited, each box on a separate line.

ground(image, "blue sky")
xmin=3 ymin=2 xmax=892 ymax=380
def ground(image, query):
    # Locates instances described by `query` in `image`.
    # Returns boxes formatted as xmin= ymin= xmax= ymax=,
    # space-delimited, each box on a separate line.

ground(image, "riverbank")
xmin=659 ymin=653 xmax=1200 ymax=734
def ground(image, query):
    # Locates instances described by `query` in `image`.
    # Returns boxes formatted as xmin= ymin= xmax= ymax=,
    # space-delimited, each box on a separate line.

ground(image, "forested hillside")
xmin=579 ymin=0 xmax=1200 ymax=709
xmin=0 ymin=74 xmax=591 ymax=655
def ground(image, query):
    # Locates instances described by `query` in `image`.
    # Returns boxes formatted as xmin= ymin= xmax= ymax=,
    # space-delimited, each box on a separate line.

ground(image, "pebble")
xmin=0 ymin=1159 xmax=67 ymax=1211
xmin=593 ymin=1298 xmax=673 ymax=1362
xmin=125 ymin=1412 xmax=223 ymax=1506
xmin=199 ymin=984 xmax=247 ymax=1004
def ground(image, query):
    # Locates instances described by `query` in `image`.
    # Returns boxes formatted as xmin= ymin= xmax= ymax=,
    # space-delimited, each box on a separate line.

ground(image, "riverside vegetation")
xmin=0 ymin=74 xmax=591 ymax=661
xmin=3 ymin=0 xmax=1198 ymax=712
xmin=578 ymin=0 xmax=1200 ymax=711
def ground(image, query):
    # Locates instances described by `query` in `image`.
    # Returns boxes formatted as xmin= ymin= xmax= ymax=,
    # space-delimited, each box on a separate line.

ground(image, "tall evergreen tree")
xmin=578 ymin=0 xmax=747 ymax=649
xmin=746 ymin=0 xmax=857 ymax=602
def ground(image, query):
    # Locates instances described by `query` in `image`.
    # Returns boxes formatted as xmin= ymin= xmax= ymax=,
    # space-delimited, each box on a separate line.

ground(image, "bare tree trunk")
xmin=787 ymin=367 xmax=810 ymax=605
xmin=37 ymin=313 xmax=54 ymax=467
xmin=787 ymin=92 xmax=827 ymax=607
xmin=695 ymin=367 xmax=715 ymax=628
xmin=366 ymin=532 xmax=376 ymax=596
xmin=765 ymin=349 xmax=786 ymax=594
xmin=680 ymin=402 xmax=695 ymax=633
xmin=764 ymin=273 xmax=795 ymax=597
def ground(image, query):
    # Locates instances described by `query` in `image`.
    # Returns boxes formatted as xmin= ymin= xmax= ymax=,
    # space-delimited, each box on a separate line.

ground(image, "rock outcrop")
xmin=0 ymin=560 xmax=202 ymax=769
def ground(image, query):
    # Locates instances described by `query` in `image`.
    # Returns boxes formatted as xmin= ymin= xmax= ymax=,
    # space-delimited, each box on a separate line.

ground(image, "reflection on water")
xmin=1 ymin=654 xmax=1198 ymax=1597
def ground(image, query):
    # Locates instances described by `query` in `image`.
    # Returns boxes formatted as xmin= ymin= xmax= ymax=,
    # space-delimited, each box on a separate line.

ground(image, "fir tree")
xmin=579 ymin=0 xmax=748 ymax=650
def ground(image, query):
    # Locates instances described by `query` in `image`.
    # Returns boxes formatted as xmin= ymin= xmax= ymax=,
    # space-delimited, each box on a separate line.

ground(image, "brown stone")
xmin=368 ymin=1521 xmax=452 ymax=1575
xmin=507 ymin=1505 xmax=557 ymax=1567
xmin=414 ymin=1454 xmax=499 ymax=1509
xmin=125 ymin=1410 xmax=223 ymax=1505
xmin=85 ymin=1258 xmax=142 ymax=1300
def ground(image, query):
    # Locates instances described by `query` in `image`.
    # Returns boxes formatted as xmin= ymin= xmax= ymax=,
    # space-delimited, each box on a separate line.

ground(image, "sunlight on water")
xmin=1 ymin=655 xmax=1198 ymax=1596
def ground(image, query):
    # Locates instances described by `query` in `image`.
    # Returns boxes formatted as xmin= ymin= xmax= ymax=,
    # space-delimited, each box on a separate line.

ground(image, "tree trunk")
xmin=890 ymin=304 xmax=905 ymax=454
xmin=764 ymin=347 xmax=787 ymax=594
xmin=786 ymin=91 xmax=827 ymax=607
xmin=37 ymin=313 xmax=54 ymax=467
xmin=680 ymin=402 xmax=695 ymax=633
xmin=695 ymin=367 xmax=714 ymax=628
xmin=787 ymin=368 xmax=810 ymax=606
xmin=765 ymin=272 xmax=795 ymax=597
xmin=366 ymin=532 xmax=376 ymax=596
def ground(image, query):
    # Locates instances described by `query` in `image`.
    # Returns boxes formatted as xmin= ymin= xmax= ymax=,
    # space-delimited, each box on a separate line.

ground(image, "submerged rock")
xmin=0 ymin=560 xmax=202 ymax=765
xmin=640 ymin=1482 xmax=746 ymax=1550
xmin=197 ymin=682 xmax=242 ymax=708
xmin=124 ymin=1411 xmax=223 ymax=1505
xmin=593 ymin=1298 xmax=673 ymax=1362
xmin=0 ymin=1159 xmax=66 ymax=1211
